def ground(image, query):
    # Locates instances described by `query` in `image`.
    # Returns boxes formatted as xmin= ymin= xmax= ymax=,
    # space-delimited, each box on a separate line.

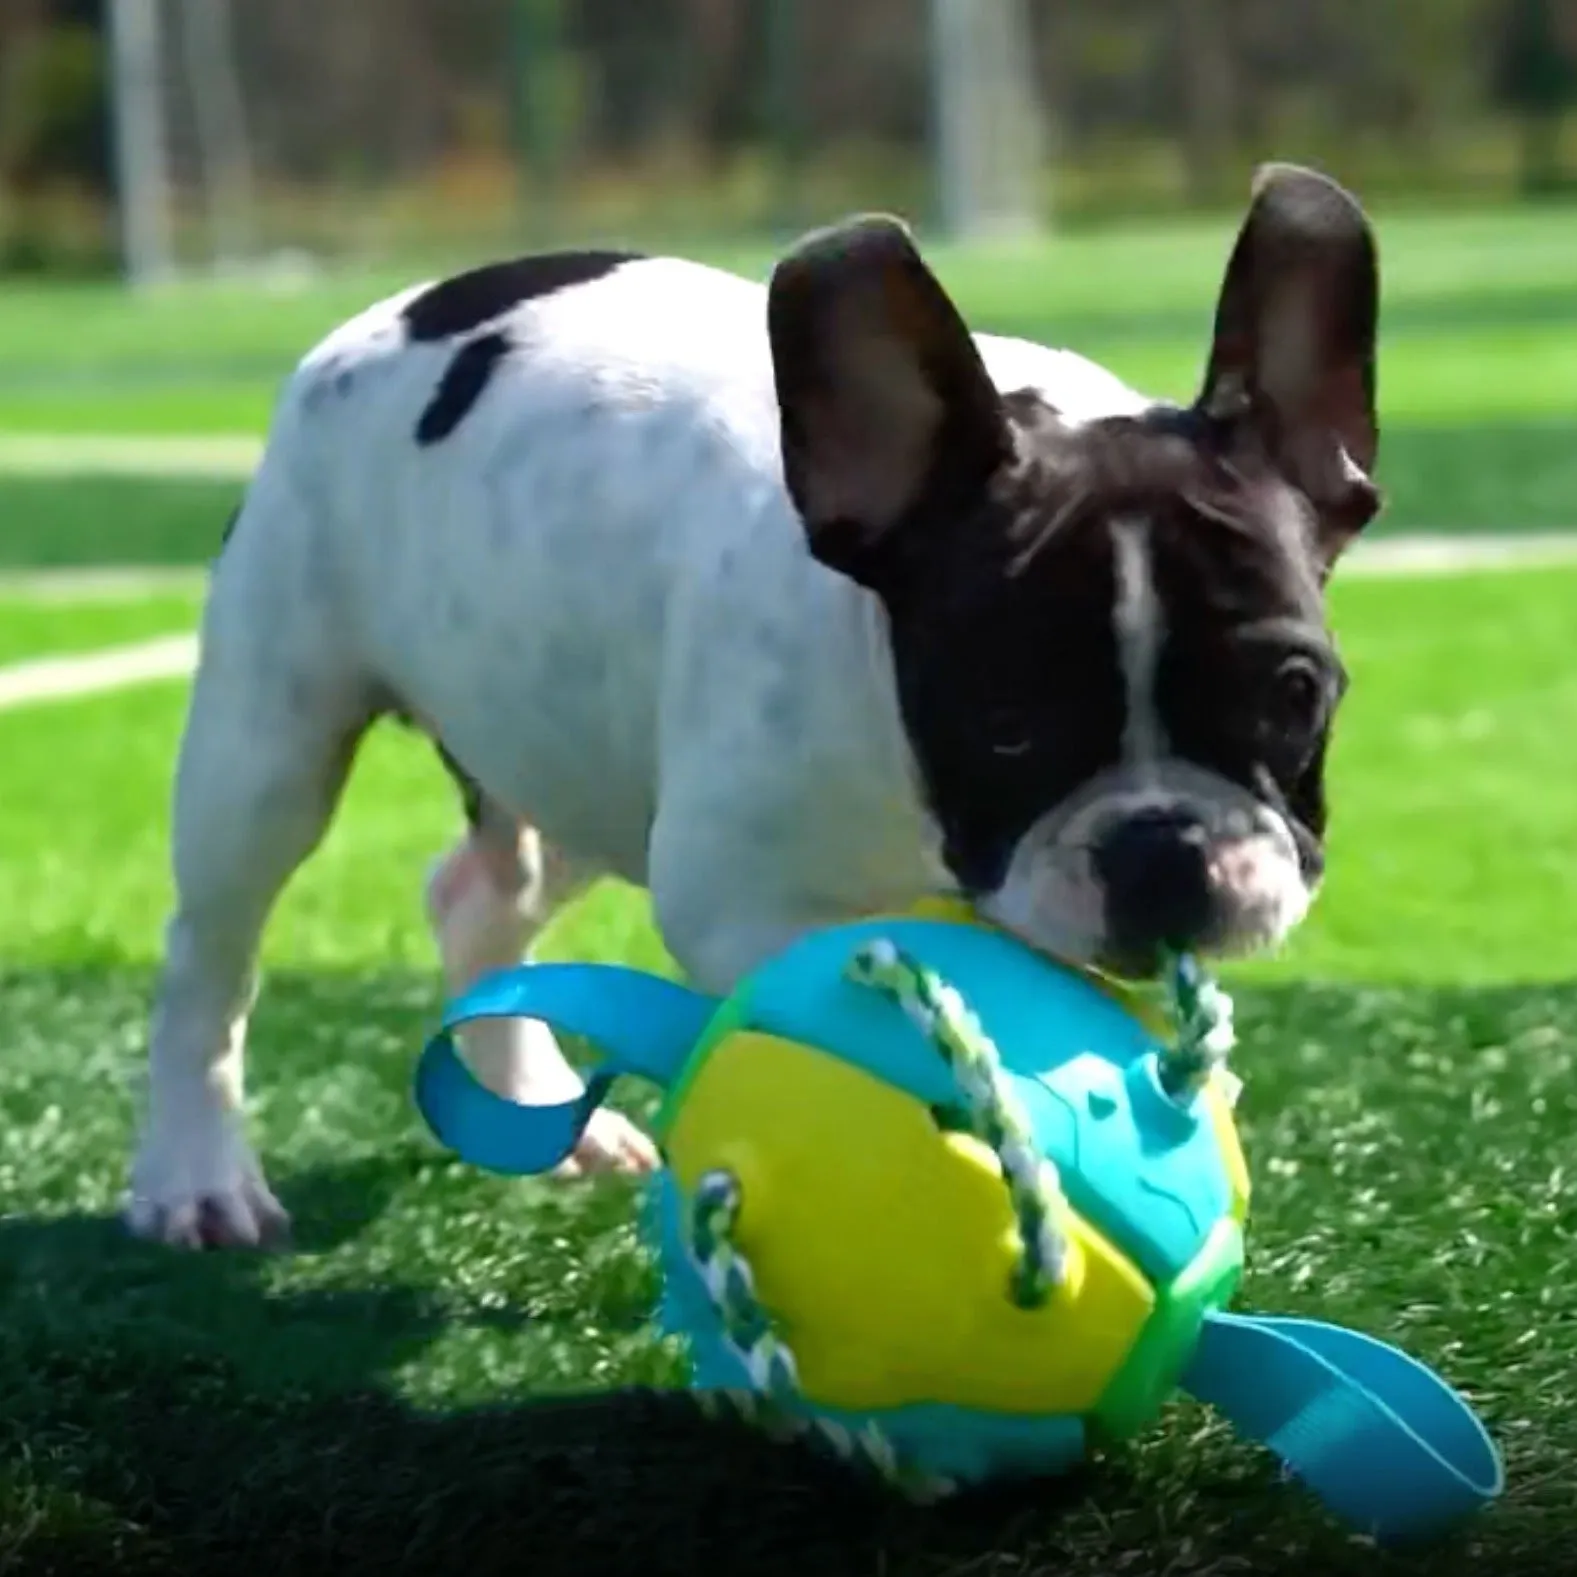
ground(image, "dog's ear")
xmin=1198 ymin=164 xmax=1381 ymax=573
xmin=768 ymin=214 xmax=1010 ymax=591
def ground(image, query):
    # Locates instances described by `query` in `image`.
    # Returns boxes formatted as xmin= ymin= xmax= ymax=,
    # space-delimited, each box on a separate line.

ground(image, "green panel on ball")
xmin=653 ymin=976 xmax=756 ymax=1144
xmin=1090 ymin=1216 xmax=1245 ymax=1444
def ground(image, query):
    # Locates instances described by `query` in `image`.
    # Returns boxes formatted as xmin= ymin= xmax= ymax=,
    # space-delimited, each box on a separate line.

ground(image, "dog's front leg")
xmin=128 ymin=645 xmax=366 ymax=1248
xmin=650 ymin=832 xmax=833 ymax=1001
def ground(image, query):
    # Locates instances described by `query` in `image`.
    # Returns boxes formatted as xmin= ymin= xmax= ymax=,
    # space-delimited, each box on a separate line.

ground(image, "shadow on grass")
xmin=0 ymin=1201 xmax=1505 ymax=1577
xmin=2 ymin=966 xmax=1574 ymax=1576
xmin=0 ymin=1183 xmax=1117 ymax=1577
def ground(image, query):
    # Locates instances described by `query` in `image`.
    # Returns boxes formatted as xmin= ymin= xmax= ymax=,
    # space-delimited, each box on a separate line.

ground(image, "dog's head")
xmin=768 ymin=164 xmax=1380 ymax=978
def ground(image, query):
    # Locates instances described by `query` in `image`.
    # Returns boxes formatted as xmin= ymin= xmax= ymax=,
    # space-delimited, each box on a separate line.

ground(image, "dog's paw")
xmin=552 ymin=1108 xmax=659 ymax=1180
xmin=125 ymin=1122 xmax=290 ymax=1250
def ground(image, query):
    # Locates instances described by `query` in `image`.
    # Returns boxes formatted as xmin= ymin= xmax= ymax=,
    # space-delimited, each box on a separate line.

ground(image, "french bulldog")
xmin=127 ymin=162 xmax=1379 ymax=1247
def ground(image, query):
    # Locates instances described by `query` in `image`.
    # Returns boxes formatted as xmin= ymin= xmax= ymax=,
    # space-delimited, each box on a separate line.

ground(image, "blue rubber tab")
xmin=413 ymin=964 xmax=718 ymax=1175
xmin=1183 ymin=1309 xmax=1503 ymax=1546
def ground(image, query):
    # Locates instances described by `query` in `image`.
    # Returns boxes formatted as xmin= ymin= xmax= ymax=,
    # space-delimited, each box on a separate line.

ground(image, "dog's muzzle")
xmin=1092 ymin=803 xmax=1214 ymax=970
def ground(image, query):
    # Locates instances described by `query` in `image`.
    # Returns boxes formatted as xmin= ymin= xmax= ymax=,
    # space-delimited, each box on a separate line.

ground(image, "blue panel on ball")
xmin=740 ymin=918 xmax=1155 ymax=1108
xmin=1026 ymin=1053 xmax=1235 ymax=1282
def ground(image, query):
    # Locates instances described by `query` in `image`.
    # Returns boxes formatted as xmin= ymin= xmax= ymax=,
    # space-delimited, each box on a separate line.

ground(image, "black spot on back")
xmin=403 ymin=250 xmax=645 ymax=342
xmin=416 ymin=332 xmax=512 ymax=446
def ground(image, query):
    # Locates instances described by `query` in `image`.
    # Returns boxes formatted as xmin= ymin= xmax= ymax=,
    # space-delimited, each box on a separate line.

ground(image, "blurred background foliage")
xmin=2 ymin=0 xmax=1577 ymax=276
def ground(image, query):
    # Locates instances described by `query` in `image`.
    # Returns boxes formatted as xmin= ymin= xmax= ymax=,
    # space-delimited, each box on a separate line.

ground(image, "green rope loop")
xmin=845 ymin=937 xmax=1069 ymax=1307
xmin=690 ymin=1170 xmax=800 ymax=1397
xmin=685 ymin=1167 xmax=954 ymax=1502
xmin=1157 ymin=951 xmax=1237 ymax=1099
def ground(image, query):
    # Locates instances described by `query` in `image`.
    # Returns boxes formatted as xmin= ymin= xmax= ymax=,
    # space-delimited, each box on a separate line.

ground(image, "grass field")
xmin=1 ymin=200 xmax=1575 ymax=1575
xmin=0 ymin=202 xmax=1574 ymax=545
xmin=5 ymin=419 xmax=1577 ymax=574
xmin=0 ymin=587 xmax=201 ymax=667
xmin=0 ymin=564 xmax=1574 ymax=1576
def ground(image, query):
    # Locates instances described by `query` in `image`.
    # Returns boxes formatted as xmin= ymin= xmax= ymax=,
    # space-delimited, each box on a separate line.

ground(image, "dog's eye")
xmin=992 ymin=733 xmax=1034 ymax=759
xmin=987 ymin=706 xmax=1035 ymax=759
xmin=1269 ymin=657 xmax=1327 ymax=738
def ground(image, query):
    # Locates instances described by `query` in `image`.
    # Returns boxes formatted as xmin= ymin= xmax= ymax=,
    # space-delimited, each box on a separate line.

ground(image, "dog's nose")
xmin=1093 ymin=805 xmax=1214 ymax=958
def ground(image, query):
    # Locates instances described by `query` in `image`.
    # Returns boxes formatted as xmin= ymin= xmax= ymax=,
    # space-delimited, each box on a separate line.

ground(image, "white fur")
xmin=1111 ymin=517 xmax=1166 ymax=771
xmin=125 ymin=256 xmax=1267 ymax=1244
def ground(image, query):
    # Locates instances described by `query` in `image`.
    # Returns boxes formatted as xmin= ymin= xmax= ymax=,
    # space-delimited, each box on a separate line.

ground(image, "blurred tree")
xmin=1491 ymin=0 xmax=1577 ymax=191
xmin=0 ymin=1 xmax=112 ymax=272
xmin=1174 ymin=0 xmax=1240 ymax=203
xmin=12 ymin=0 xmax=1577 ymax=267
xmin=683 ymin=0 xmax=755 ymax=159
xmin=571 ymin=0 xmax=686 ymax=155
xmin=0 ymin=6 xmax=109 ymax=196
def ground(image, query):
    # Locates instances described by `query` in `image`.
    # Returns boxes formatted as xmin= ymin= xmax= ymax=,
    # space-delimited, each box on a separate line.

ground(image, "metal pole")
xmin=765 ymin=0 xmax=805 ymax=239
xmin=178 ymin=0 xmax=257 ymax=272
xmin=928 ymin=0 xmax=972 ymax=237
xmin=997 ymin=0 xmax=1050 ymax=234
xmin=511 ymin=0 xmax=566 ymax=245
xmin=928 ymin=0 xmax=1046 ymax=240
xmin=107 ymin=0 xmax=175 ymax=287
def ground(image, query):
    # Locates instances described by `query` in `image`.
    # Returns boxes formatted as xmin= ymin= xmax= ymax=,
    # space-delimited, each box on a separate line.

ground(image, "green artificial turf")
xmin=0 ymin=319 xmax=1568 ymax=435
xmin=0 ymin=478 xmax=242 ymax=570
xmin=0 ymin=202 xmax=1574 ymax=546
xmin=0 ymin=566 xmax=1574 ymax=1574
xmin=2 ymin=424 xmax=1574 ymax=577
xmin=0 ymin=589 xmax=203 ymax=667
xmin=0 ymin=202 xmax=1574 ymax=381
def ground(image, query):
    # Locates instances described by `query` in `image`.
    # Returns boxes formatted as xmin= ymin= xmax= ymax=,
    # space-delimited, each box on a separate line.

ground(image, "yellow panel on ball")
xmin=664 ymin=1028 xmax=1155 ymax=1416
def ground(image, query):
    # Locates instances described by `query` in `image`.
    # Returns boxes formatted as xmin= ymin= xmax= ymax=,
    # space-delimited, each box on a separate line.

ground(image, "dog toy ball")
xmin=413 ymin=906 xmax=1503 ymax=1546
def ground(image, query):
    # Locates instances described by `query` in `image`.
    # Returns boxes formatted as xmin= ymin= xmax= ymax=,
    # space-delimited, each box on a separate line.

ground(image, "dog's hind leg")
xmin=423 ymin=771 xmax=658 ymax=1178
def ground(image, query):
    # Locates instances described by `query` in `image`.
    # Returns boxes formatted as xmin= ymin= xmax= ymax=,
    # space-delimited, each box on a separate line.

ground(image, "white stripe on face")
xmin=1111 ymin=517 xmax=1166 ymax=772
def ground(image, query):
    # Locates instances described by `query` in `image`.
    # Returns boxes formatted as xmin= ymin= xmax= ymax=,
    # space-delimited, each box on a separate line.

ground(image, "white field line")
xmin=0 ymin=434 xmax=1568 ymax=717
xmin=1342 ymin=531 xmax=1577 ymax=577
xmin=0 ymin=536 xmax=1571 ymax=606
xmin=0 ymin=433 xmax=261 ymax=480
xmin=0 ymin=634 xmax=197 ymax=712
xmin=3 ymin=430 xmax=1577 ymax=571
xmin=0 ymin=529 xmax=1573 ymax=716
xmin=0 ymin=567 xmax=208 ymax=601
xmin=5 ymin=430 xmax=1577 ymax=561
